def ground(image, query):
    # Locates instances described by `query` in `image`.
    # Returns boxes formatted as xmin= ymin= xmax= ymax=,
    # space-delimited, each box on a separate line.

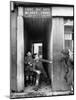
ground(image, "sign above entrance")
xmin=24 ymin=8 xmax=51 ymax=17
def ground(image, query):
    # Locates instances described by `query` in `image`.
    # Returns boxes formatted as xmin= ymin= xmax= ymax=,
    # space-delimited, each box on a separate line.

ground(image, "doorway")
xmin=24 ymin=10 xmax=52 ymax=94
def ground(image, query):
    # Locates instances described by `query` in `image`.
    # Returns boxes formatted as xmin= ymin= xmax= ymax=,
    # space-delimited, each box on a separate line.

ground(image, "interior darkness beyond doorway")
xmin=24 ymin=16 xmax=52 ymax=87
xmin=24 ymin=17 xmax=51 ymax=48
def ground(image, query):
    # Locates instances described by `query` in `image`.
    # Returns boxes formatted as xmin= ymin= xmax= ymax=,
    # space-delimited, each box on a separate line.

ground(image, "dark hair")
xmin=32 ymin=53 xmax=37 ymax=58
xmin=61 ymin=49 xmax=69 ymax=55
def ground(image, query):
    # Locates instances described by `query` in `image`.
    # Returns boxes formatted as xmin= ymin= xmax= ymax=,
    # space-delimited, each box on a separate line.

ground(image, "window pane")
xmin=64 ymin=18 xmax=73 ymax=26
xmin=64 ymin=34 xmax=72 ymax=40
xmin=65 ymin=40 xmax=72 ymax=51
xmin=64 ymin=26 xmax=73 ymax=34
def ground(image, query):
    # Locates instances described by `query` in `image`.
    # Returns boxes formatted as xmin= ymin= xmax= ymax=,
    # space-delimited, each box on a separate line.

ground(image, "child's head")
xmin=27 ymin=51 xmax=32 ymax=56
xmin=61 ymin=48 xmax=69 ymax=59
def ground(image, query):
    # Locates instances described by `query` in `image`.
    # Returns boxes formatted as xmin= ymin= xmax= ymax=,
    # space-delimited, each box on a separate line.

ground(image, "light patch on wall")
xmin=33 ymin=43 xmax=42 ymax=54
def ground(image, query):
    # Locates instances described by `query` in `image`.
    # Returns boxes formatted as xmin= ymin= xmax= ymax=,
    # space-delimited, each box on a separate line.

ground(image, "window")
xmin=32 ymin=43 xmax=43 ymax=58
xmin=64 ymin=18 xmax=74 ymax=51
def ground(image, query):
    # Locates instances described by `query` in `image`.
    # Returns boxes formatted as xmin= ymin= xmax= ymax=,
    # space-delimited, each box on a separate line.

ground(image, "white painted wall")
xmin=52 ymin=7 xmax=73 ymax=16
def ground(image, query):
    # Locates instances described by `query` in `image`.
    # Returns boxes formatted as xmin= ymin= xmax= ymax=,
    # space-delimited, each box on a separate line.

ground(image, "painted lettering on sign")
xmin=25 ymin=8 xmax=51 ymax=17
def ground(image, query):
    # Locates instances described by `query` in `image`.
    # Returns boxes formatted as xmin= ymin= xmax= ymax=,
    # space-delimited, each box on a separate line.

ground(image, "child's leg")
xmin=35 ymin=74 xmax=40 ymax=86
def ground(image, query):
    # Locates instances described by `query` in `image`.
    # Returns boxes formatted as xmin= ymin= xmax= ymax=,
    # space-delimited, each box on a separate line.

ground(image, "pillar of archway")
xmin=17 ymin=7 xmax=24 ymax=92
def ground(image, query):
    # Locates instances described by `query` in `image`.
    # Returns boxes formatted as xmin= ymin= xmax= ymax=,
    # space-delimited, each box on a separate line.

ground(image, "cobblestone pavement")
xmin=10 ymin=83 xmax=73 ymax=99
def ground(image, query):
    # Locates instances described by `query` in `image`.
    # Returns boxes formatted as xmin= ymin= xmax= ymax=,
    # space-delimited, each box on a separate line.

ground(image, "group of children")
xmin=24 ymin=52 xmax=47 ymax=90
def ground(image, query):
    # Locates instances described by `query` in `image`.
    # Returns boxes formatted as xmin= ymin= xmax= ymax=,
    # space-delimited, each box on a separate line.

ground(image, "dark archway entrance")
xmin=24 ymin=12 xmax=52 ymax=88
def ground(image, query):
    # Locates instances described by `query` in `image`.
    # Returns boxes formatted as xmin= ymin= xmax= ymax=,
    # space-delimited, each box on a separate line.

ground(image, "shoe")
xmin=33 ymin=86 xmax=40 ymax=91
